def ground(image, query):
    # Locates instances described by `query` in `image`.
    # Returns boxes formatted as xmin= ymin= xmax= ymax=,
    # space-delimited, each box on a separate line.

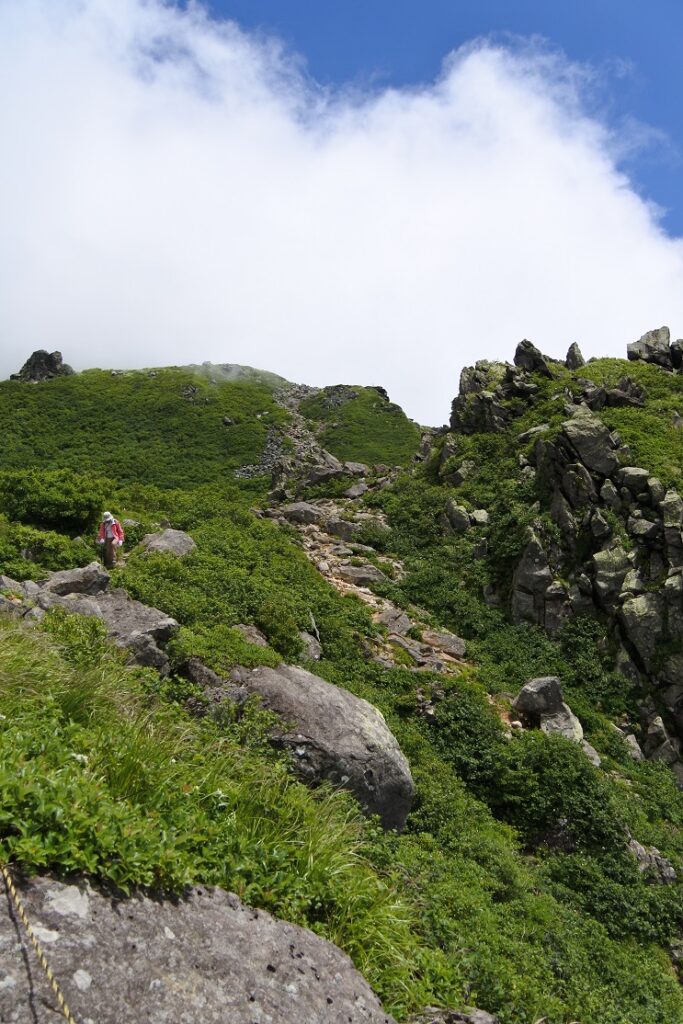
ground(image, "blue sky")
xmin=207 ymin=0 xmax=683 ymax=235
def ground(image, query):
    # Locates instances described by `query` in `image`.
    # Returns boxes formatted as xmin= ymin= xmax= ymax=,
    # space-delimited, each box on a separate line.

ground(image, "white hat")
xmin=103 ymin=511 xmax=114 ymax=521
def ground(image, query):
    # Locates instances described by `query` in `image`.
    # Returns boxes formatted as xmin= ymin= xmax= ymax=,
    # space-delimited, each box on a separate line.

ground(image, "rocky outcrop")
xmin=10 ymin=350 xmax=74 ymax=382
xmin=228 ymin=663 xmax=414 ymax=830
xmin=139 ymin=529 xmax=197 ymax=558
xmin=627 ymin=326 xmax=675 ymax=370
xmin=514 ymin=339 xmax=552 ymax=378
xmin=0 ymin=564 xmax=178 ymax=675
xmin=0 ymin=875 xmax=396 ymax=1024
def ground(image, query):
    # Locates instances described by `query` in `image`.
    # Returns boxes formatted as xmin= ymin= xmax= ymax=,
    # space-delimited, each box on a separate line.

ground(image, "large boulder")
xmin=0 ymin=876 xmax=396 ymax=1024
xmin=139 ymin=529 xmax=197 ymax=558
xmin=10 ymin=350 xmax=74 ymax=382
xmin=627 ymin=326 xmax=673 ymax=369
xmin=234 ymin=664 xmax=414 ymax=830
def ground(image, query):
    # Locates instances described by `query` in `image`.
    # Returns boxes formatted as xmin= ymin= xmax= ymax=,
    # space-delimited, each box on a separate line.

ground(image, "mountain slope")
xmin=1 ymin=342 xmax=683 ymax=1023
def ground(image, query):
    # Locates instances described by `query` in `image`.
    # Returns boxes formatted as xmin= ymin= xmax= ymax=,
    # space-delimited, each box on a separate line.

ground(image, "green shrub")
xmin=0 ymin=468 xmax=105 ymax=532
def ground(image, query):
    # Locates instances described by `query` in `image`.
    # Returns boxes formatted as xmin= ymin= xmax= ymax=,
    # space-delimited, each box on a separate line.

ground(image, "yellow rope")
xmin=1 ymin=864 xmax=80 ymax=1024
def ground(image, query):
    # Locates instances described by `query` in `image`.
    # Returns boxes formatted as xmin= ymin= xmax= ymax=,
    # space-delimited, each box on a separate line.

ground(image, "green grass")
xmin=0 ymin=369 xmax=286 ymax=488
xmin=300 ymin=386 xmax=421 ymax=465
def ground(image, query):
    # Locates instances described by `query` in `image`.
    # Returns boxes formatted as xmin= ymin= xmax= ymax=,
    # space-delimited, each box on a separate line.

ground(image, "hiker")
xmin=97 ymin=511 xmax=125 ymax=568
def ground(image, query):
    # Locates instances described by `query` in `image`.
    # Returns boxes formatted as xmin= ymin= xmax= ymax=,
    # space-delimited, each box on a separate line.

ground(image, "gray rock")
xmin=590 ymin=510 xmax=611 ymax=539
xmin=624 ymin=733 xmax=645 ymax=760
xmin=326 ymin=517 xmax=361 ymax=541
xmin=566 ymin=342 xmax=586 ymax=369
xmin=42 ymin=562 xmax=109 ymax=596
xmin=343 ymin=461 xmax=369 ymax=476
xmin=561 ymin=407 xmax=620 ymax=477
xmin=375 ymin=607 xmax=413 ymax=636
xmin=627 ymin=326 xmax=673 ymax=369
xmin=303 ymin=453 xmax=346 ymax=486
xmin=513 ymin=676 xmax=565 ymax=717
xmin=514 ymin=339 xmax=552 ymax=377
xmin=0 ymin=876 xmax=396 ymax=1024
xmin=648 ymin=477 xmax=667 ymax=505
xmin=628 ymin=838 xmax=677 ymax=883
xmin=336 ymin=564 xmax=387 ymax=587
xmin=234 ymin=623 xmax=269 ymax=647
xmin=344 ymin=482 xmax=369 ymax=499
xmin=139 ymin=529 xmax=197 ymax=558
xmin=299 ymin=630 xmax=322 ymax=660
xmin=445 ymin=500 xmax=471 ymax=533
xmin=561 ymin=463 xmax=598 ymax=507
xmin=420 ymin=629 xmax=467 ymax=659
xmin=593 ymin=547 xmax=630 ymax=608
xmin=617 ymin=467 xmax=651 ymax=494
xmin=511 ymin=533 xmax=552 ymax=625
xmin=628 ymin=515 xmax=660 ymax=541
xmin=241 ymin=664 xmax=414 ymax=829
xmin=581 ymin=740 xmax=602 ymax=766
xmin=550 ymin=488 xmax=577 ymax=545
xmin=10 ymin=350 xmax=74 ymax=382
xmin=443 ymin=459 xmax=476 ymax=487
xmin=672 ymin=339 xmax=683 ymax=369
xmin=540 ymin=703 xmax=584 ymax=743
xmin=618 ymin=593 xmax=665 ymax=672
xmin=470 ymin=509 xmax=489 ymax=526
xmin=281 ymin=503 xmax=325 ymax=526
xmin=599 ymin=479 xmax=622 ymax=510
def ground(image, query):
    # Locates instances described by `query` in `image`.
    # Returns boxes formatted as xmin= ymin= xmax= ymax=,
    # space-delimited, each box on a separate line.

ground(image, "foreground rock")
xmin=230 ymin=663 xmax=414 ymax=830
xmin=0 ymin=875 xmax=396 ymax=1024
xmin=10 ymin=349 xmax=75 ymax=382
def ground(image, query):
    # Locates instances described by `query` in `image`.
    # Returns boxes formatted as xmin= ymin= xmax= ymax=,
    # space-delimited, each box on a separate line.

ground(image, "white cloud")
xmin=1 ymin=0 xmax=682 ymax=425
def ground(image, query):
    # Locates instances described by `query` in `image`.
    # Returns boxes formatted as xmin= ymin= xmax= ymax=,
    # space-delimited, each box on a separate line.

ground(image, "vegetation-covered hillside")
xmin=2 ymin=340 xmax=683 ymax=1024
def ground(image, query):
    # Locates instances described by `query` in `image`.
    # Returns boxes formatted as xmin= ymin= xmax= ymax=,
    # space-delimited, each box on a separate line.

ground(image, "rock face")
xmin=139 ymin=529 xmax=197 ymax=558
xmin=10 ymin=350 xmax=74 ymax=382
xmin=0 ymin=875 xmax=396 ymax=1024
xmin=232 ymin=663 xmax=414 ymax=830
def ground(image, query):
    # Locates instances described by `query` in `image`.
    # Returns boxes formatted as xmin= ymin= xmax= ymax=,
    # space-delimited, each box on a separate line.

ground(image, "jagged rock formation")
xmin=0 ymin=564 xmax=177 ymax=674
xmin=447 ymin=327 xmax=683 ymax=784
xmin=0 ymin=876 xmax=396 ymax=1024
xmin=10 ymin=350 xmax=74 ymax=381
xmin=627 ymin=326 xmax=682 ymax=370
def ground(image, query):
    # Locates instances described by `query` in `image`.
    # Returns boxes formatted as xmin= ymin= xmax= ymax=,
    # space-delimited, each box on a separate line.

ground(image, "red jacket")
xmin=98 ymin=520 xmax=125 ymax=544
